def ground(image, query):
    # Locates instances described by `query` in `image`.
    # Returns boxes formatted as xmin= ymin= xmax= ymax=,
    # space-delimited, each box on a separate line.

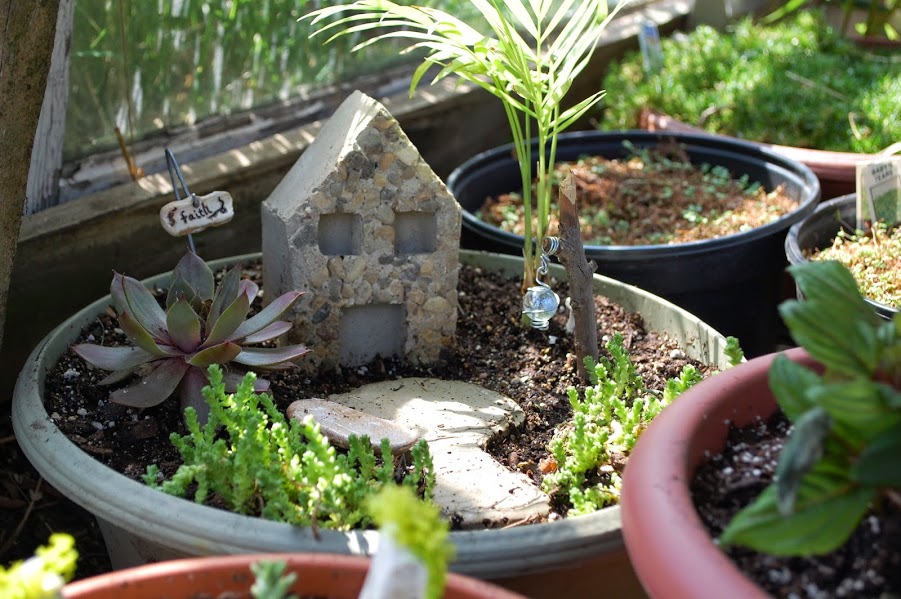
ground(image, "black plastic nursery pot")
xmin=785 ymin=193 xmax=898 ymax=320
xmin=447 ymin=130 xmax=822 ymax=357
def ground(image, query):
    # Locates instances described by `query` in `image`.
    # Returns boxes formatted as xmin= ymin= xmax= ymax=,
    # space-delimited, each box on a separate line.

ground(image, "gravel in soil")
xmin=478 ymin=139 xmax=798 ymax=246
xmin=7 ymin=261 xmax=712 ymax=580
xmin=692 ymin=412 xmax=901 ymax=598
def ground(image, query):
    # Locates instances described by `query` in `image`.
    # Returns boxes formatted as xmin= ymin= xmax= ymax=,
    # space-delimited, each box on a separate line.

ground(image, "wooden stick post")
xmin=548 ymin=169 xmax=598 ymax=382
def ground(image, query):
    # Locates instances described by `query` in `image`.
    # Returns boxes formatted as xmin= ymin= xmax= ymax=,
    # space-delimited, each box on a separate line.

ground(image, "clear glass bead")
xmin=522 ymin=285 xmax=560 ymax=331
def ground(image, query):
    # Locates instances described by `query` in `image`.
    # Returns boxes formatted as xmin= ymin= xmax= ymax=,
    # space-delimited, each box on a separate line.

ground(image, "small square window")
xmin=319 ymin=212 xmax=362 ymax=255
xmin=395 ymin=211 xmax=436 ymax=254
xmin=339 ymin=304 xmax=405 ymax=366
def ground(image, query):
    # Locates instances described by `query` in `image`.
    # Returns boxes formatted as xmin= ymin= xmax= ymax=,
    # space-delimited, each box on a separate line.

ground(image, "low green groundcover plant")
xmin=543 ymin=334 xmax=744 ymax=515
xmin=810 ymin=222 xmax=901 ymax=308
xmin=721 ymin=260 xmax=901 ymax=555
xmin=144 ymin=365 xmax=435 ymax=531
xmin=600 ymin=11 xmax=901 ymax=154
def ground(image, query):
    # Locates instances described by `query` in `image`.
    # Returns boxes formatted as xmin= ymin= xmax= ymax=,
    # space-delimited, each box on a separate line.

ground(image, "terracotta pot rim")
xmin=62 ymin=552 xmax=525 ymax=598
xmin=620 ymin=347 xmax=814 ymax=598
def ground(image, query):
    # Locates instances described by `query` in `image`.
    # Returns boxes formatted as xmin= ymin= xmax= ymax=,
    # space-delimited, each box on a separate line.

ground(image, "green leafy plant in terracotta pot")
xmin=620 ymin=259 xmax=901 ymax=597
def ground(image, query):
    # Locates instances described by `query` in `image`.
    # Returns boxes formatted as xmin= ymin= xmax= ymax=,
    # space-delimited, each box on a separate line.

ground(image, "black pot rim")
xmin=448 ymin=130 xmax=822 ymax=259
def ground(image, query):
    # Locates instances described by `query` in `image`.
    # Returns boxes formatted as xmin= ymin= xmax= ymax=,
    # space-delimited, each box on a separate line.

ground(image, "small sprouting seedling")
xmin=144 ymin=365 xmax=435 ymax=531
xmin=0 ymin=534 xmax=78 ymax=599
xmin=542 ymin=334 xmax=709 ymax=515
xmin=73 ymin=251 xmax=308 ymax=420
xmin=366 ymin=485 xmax=455 ymax=599
xmin=250 ymin=560 xmax=297 ymax=599
xmin=724 ymin=335 xmax=745 ymax=367
xmin=720 ymin=260 xmax=901 ymax=556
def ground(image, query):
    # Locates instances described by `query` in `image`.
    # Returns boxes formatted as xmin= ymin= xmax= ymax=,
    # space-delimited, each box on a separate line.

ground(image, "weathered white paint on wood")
xmin=25 ymin=0 xmax=74 ymax=214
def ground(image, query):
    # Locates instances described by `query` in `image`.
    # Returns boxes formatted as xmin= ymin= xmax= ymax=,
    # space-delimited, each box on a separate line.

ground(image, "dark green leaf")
xmin=72 ymin=344 xmax=155 ymax=372
xmin=109 ymin=358 xmax=189 ymax=408
xmin=775 ymin=407 xmax=831 ymax=515
xmin=233 ymin=345 xmax=309 ymax=368
xmin=208 ymin=264 xmax=241 ymax=330
xmin=779 ymin=298 xmax=879 ymax=377
xmin=720 ymin=459 xmax=874 ymax=556
xmin=768 ymin=354 xmax=821 ymax=422
xmin=810 ymin=380 xmax=901 ymax=443
xmin=112 ymin=273 xmax=170 ymax=343
xmin=241 ymin=321 xmax=292 ymax=345
xmin=165 ymin=273 xmax=197 ymax=312
xmin=231 ymin=291 xmax=302 ymax=341
xmin=201 ymin=290 xmax=251 ymax=349
xmin=166 ymin=298 xmax=202 ymax=353
xmin=852 ymin=422 xmax=901 ymax=487
xmin=788 ymin=261 xmax=875 ymax=318
xmin=187 ymin=341 xmax=242 ymax=368
xmin=118 ymin=311 xmax=174 ymax=357
xmin=171 ymin=251 xmax=214 ymax=303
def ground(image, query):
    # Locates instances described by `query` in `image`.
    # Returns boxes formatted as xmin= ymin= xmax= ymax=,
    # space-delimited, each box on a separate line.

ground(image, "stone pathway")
xmin=319 ymin=378 xmax=549 ymax=528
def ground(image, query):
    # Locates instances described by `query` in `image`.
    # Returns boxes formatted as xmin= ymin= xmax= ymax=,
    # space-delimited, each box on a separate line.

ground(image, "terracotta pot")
xmin=619 ymin=347 xmax=816 ymax=598
xmin=62 ymin=553 xmax=524 ymax=599
xmin=639 ymin=108 xmax=873 ymax=200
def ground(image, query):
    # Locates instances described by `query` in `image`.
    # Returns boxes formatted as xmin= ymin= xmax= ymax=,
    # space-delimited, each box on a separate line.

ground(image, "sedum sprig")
xmin=0 ymin=534 xmax=78 ymax=599
xmin=249 ymin=561 xmax=298 ymax=599
xmin=73 ymin=251 xmax=308 ymax=421
xmin=304 ymin=0 xmax=629 ymax=287
xmin=367 ymin=485 xmax=455 ymax=599
xmin=543 ymin=334 xmax=720 ymax=515
xmin=720 ymin=260 xmax=901 ymax=556
xmin=144 ymin=365 xmax=435 ymax=531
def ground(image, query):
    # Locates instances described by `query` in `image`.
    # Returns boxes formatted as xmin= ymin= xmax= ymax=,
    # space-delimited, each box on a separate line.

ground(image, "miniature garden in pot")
xmin=621 ymin=260 xmax=901 ymax=597
xmin=447 ymin=129 xmax=821 ymax=357
xmin=12 ymin=89 xmax=738 ymax=599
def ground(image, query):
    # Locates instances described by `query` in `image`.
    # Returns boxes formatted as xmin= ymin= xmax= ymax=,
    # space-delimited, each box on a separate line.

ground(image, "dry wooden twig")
xmin=548 ymin=169 xmax=598 ymax=382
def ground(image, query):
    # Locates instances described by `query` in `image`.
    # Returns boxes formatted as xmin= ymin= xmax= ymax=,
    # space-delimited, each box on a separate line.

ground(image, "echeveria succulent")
xmin=73 ymin=251 xmax=307 ymax=419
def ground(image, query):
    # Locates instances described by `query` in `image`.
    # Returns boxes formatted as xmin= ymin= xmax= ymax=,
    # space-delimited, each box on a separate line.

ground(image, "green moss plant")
xmin=600 ymin=11 xmax=901 ymax=154
xmin=144 ymin=365 xmax=435 ymax=531
xmin=0 ymin=534 xmax=77 ymax=599
xmin=720 ymin=260 xmax=901 ymax=556
xmin=811 ymin=221 xmax=901 ymax=308
xmin=543 ymin=334 xmax=743 ymax=515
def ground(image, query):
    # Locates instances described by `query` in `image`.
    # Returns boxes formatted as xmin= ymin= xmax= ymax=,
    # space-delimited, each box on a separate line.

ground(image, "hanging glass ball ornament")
xmin=522 ymin=285 xmax=560 ymax=330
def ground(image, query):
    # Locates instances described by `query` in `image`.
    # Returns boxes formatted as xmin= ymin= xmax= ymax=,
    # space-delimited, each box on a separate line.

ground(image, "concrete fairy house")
xmin=261 ymin=91 xmax=462 ymax=372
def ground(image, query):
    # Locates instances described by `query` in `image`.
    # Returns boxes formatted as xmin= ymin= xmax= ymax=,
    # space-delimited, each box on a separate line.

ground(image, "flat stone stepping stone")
xmin=327 ymin=377 xmax=549 ymax=528
xmin=286 ymin=398 xmax=419 ymax=455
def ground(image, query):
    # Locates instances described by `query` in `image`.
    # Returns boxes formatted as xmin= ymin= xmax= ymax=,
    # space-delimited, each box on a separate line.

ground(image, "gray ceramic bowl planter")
xmin=785 ymin=193 xmax=898 ymax=320
xmin=14 ymin=250 xmax=733 ymax=598
xmin=447 ymin=130 xmax=822 ymax=358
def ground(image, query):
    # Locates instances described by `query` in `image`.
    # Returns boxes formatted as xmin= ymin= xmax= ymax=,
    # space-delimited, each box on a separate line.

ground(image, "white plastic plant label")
xmin=358 ymin=531 xmax=428 ymax=599
xmin=856 ymin=156 xmax=901 ymax=230
xmin=159 ymin=191 xmax=234 ymax=237
xmin=638 ymin=20 xmax=663 ymax=75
